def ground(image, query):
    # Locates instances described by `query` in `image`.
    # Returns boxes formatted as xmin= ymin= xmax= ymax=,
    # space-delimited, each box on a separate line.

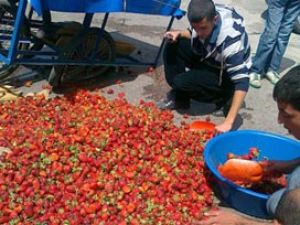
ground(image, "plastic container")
xmin=204 ymin=130 xmax=300 ymax=219
xmin=190 ymin=120 xmax=215 ymax=132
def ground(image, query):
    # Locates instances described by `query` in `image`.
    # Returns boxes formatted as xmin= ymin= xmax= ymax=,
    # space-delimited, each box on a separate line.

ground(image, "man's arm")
xmin=265 ymin=157 xmax=300 ymax=174
xmin=164 ymin=30 xmax=191 ymax=42
xmin=177 ymin=30 xmax=192 ymax=39
xmin=216 ymin=30 xmax=251 ymax=133
xmin=215 ymin=90 xmax=246 ymax=133
xmin=197 ymin=208 xmax=279 ymax=225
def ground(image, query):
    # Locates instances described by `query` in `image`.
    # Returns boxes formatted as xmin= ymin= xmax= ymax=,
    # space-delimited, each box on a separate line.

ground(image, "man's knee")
xmin=287 ymin=166 xmax=300 ymax=189
xmin=163 ymin=39 xmax=191 ymax=62
xmin=163 ymin=42 xmax=178 ymax=63
xmin=267 ymin=188 xmax=286 ymax=217
xmin=275 ymin=188 xmax=300 ymax=225
xmin=173 ymin=74 xmax=192 ymax=91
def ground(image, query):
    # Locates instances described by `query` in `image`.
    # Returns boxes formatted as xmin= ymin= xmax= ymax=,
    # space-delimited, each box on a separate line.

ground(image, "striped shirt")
xmin=191 ymin=4 xmax=251 ymax=91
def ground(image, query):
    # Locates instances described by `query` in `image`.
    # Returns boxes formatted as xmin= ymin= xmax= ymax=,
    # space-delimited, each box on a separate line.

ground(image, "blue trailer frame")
xmin=0 ymin=0 xmax=185 ymax=70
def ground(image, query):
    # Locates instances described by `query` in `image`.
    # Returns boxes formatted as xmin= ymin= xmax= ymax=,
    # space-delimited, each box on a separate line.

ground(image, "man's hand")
xmin=198 ymin=209 xmax=243 ymax=225
xmin=164 ymin=31 xmax=181 ymax=42
xmin=261 ymin=158 xmax=300 ymax=174
xmin=216 ymin=90 xmax=247 ymax=133
xmin=215 ymin=121 xmax=233 ymax=133
xmin=164 ymin=30 xmax=191 ymax=42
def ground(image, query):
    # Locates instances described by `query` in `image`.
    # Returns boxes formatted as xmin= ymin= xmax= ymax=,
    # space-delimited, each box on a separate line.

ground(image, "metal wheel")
xmin=48 ymin=28 xmax=116 ymax=87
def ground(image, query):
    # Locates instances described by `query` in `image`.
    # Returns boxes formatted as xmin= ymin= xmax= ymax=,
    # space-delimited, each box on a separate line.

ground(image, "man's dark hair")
xmin=275 ymin=188 xmax=300 ymax=225
xmin=187 ymin=0 xmax=216 ymax=23
xmin=273 ymin=65 xmax=300 ymax=111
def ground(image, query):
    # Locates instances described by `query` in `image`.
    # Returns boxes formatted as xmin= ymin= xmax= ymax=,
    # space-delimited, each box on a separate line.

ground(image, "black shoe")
xmin=157 ymin=89 xmax=190 ymax=110
xmin=157 ymin=98 xmax=190 ymax=110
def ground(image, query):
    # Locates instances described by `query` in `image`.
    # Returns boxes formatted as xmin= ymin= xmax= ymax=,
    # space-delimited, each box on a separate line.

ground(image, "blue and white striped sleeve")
xmin=223 ymin=34 xmax=251 ymax=91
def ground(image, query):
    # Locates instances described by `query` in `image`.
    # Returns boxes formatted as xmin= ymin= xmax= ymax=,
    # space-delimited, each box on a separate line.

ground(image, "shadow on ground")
xmin=1 ymin=32 xmax=164 ymax=90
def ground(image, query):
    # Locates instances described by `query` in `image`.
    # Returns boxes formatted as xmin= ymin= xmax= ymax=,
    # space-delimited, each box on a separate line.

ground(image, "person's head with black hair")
xmin=187 ymin=0 xmax=216 ymax=23
xmin=275 ymin=188 xmax=300 ymax=225
xmin=273 ymin=65 xmax=300 ymax=139
xmin=273 ymin=65 xmax=300 ymax=111
xmin=187 ymin=0 xmax=217 ymax=40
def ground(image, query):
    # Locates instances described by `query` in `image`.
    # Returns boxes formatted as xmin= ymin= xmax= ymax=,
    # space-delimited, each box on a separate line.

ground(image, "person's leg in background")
xmin=249 ymin=0 xmax=287 ymax=88
xmin=268 ymin=0 xmax=300 ymax=78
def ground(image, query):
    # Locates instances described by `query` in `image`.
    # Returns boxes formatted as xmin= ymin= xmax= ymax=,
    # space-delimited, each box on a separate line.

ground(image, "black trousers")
xmin=163 ymin=38 xmax=234 ymax=105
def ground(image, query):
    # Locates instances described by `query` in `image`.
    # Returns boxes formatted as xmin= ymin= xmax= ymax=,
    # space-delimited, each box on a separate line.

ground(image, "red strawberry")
xmin=107 ymin=89 xmax=114 ymax=94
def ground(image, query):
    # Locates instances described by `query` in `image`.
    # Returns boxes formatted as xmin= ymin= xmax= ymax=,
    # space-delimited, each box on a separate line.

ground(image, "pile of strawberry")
xmin=0 ymin=89 xmax=214 ymax=224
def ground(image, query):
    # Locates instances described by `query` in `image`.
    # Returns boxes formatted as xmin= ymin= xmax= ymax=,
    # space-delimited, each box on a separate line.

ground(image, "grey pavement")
xmin=13 ymin=0 xmax=300 ymax=138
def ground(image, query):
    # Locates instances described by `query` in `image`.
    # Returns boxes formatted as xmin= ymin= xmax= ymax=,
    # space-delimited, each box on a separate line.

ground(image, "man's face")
xmin=191 ymin=16 xmax=216 ymax=40
xmin=277 ymin=101 xmax=300 ymax=140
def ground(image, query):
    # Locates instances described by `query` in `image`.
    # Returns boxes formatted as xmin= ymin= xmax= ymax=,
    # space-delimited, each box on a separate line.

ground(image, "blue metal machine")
xmin=0 ymin=0 xmax=185 ymax=86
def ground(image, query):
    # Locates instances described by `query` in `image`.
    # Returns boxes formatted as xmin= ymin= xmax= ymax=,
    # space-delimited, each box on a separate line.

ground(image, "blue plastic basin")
xmin=204 ymin=130 xmax=300 ymax=219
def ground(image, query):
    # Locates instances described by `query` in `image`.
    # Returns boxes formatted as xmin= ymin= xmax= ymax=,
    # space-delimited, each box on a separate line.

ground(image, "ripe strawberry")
xmin=147 ymin=66 xmax=154 ymax=73
xmin=107 ymin=89 xmax=114 ymax=94
xmin=226 ymin=153 xmax=236 ymax=159
xmin=249 ymin=147 xmax=260 ymax=158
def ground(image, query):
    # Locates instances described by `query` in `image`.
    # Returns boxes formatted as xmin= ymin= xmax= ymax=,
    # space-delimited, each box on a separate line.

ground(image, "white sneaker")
xmin=249 ymin=72 xmax=261 ymax=88
xmin=265 ymin=70 xmax=280 ymax=85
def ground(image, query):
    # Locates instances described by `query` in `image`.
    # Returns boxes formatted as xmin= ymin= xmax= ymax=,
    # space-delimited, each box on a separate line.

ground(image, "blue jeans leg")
xmin=286 ymin=166 xmax=300 ymax=190
xmin=251 ymin=0 xmax=287 ymax=75
xmin=269 ymin=0 xmax=300 ymax=72
xmin=266 ymin=166 xmax=300 ymax=217
xmin=267 ymin=188 xmax=286 ymax=217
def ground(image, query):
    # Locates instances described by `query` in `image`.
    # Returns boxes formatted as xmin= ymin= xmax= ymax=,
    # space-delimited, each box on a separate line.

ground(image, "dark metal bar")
xmin=83 ymin=13 xmax=94 ymax=28
xmin=90 ymin=12 xmax=110 ymax=60
xmin=14 ymin=57 xmax=154 ymax=67
xmin=7 ymin=0 xmax=27 ymax=64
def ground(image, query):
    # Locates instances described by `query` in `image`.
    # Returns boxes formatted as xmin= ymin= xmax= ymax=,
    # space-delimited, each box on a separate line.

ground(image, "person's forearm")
xmin=235 ymin=217 xmax=277 ymax=225
xmin=227 ymin=213 xmax=278 ymax=225
xmin=271 ymin=157 xmax=300 ymax=174
xmin=178 ymin=30 xmax=191 ymax=39
xmin=285 ymin=157 xmax=300 ymax=173
xmin=198 ymin=208 xmax=278 ymax=225
xmin=224 ymin=90 xmax=247 ymax=126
